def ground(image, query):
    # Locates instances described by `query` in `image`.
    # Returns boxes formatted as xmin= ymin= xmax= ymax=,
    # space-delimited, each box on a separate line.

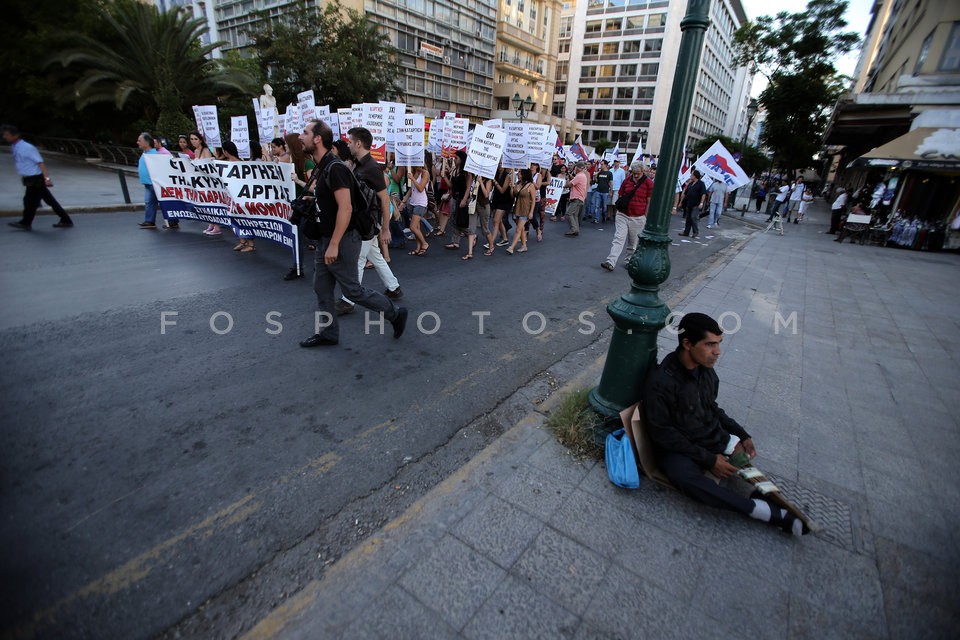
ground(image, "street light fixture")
xmin=513 ymin=92 xmax=534 ymax=123
xmin=740 ymin=98 xmax=760 ymax=214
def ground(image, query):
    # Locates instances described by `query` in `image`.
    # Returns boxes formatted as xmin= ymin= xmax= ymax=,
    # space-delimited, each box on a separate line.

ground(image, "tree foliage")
xmin=247 ymin=0 xmax=402 ymax=108
xmin=50 ymin=0 xmax=256 ymax=136
xmin=733 ymin=0 xmax=859 ymax=174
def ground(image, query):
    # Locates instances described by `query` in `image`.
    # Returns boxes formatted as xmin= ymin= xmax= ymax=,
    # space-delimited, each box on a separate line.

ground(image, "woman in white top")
xmin=405 ymin=163 xmax=431 ymax=256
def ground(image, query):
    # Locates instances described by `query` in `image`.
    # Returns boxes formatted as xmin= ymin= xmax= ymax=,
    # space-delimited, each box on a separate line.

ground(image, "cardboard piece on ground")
xmin=619 ymin=403 xmax=673 ymax=488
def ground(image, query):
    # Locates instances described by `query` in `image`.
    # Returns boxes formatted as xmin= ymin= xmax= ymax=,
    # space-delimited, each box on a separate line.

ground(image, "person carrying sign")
xmin=601 ymin=161 xmax=653 ymax=271
xmin=297 ymin=121 xmax=408 ymax=347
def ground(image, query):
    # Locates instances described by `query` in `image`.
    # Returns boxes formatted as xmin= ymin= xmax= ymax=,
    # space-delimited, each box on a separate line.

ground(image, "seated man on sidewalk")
xmin=642 ymin=312 xmax=808 ymax=536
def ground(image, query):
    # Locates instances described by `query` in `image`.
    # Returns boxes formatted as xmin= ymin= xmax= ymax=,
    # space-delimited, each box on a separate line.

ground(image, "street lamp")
xmin=588 ymin=0 xmax=711 ymax=425
xmin=634 ymin=128 xmax=647 ymax=162
xmin=512 ymin=92 xmax=534 ymax=123
xmin=740 ymin=98 xmax=759 ymax=214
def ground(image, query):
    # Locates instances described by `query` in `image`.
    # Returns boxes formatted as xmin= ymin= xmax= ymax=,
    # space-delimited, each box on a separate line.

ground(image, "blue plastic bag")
xmin=605 ymin=428 xmax=640 ymax=489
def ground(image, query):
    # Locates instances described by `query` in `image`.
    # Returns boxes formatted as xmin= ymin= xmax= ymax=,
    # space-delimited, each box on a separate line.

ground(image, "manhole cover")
xmin=767 ymin=472 xmax=871 ymax=556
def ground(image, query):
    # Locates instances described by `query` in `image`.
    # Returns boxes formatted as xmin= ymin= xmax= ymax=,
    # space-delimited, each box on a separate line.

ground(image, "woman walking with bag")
xmin=487 ymin=166 xmax=514 ymax=254
xmin=506 ymin=169 xmax=535 ymax=255
xmin=405 ymin=163 xmax=431 ymax=256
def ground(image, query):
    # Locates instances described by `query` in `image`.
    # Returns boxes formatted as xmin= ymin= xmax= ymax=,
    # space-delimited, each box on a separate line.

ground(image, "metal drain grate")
xmin=767 ymin=473 xmax=872 ymax=556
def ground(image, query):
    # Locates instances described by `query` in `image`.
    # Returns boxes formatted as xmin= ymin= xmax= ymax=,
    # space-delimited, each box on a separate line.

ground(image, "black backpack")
xmin=320 ymin=156 xmax=382 ymax=241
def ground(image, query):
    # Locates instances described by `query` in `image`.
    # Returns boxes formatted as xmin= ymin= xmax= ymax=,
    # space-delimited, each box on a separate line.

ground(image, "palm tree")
xmin=50 ymin=0 xmax=255 ymax=134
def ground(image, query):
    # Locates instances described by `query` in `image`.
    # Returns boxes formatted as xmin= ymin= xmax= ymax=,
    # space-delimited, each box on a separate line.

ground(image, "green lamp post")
xmin=589 ymin=0 xmax=712 ymax=422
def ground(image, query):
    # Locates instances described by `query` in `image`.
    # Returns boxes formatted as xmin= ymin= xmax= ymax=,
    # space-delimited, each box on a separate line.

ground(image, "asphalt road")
xmin=0 ymin=209 xmax=755 ymax=638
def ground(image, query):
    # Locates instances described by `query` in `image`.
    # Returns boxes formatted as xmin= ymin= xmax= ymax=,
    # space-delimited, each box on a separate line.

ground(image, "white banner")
xmin=351 ymin=104 xmax=364 ymax=132
xmin=443 ymin=117 xmax=469 ymax=158
xmin=440 ymin=112 xmax=458 ymax=158
xmin=426 ymin=117 xmax=444 ymax=155
xmin=482 ymin=118 xmax=503 ymax=130
xmin=544 ymin=176 xmax=565 ymax=215
xmin=463 ymin=124 xmax=505 ymax=180
xmin=284 ymin=104 xmax=302 ymax=136
xmin=380 ymin=101 xmax=405 ymax=153
xmin=297 ymin=89 xmax=316 ymax=122
xmin=395 ymin=113 xmax=425 ymax=167
xmin=362 ymin=102 xmax=387 ymax=164
xmin=230 ymin=116 xmax=251 ymax=159
xmin=541 ymin=126 xmax=559 ymax=166
xmin=337 ymin=108 xmax=353 ymax=141
xmin=503 ymin=123 xmax=528 ymax=169
xmin=525 ymin=124 xmax=550 ymax=165
xmin=192 ymin=105 xmax=221 ymax=147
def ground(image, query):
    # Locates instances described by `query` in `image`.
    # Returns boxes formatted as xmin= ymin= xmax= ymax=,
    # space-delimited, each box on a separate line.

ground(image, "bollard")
xmin=118 ymin=169 xmax=131 ymax=204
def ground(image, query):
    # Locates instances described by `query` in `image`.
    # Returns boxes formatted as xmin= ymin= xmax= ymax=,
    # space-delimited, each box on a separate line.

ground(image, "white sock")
xmin=749 ymin=499 xmax=772 ymax=521
xmin=791 ymin=517 xmax=804 ymax=536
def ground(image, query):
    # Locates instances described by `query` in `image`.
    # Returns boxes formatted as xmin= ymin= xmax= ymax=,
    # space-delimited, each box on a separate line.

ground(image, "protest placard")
xmin=426 ymin=117 xmax=444 ymax=154
xmin=503 ymin=122 xmax=528 ymax=169
xmin=192 ymin=105 xmax=221 ymax=147
xmin=297 ymin=89 xmax=316 ymax=122
xmin=544 ymin=176 xmax=565 ymax=215
xmin=526 ymin=124 xmax=550 ymax=165
xmin=380 ymin=101 xmax=405 ymax=153
xmin=464 ymin=124 xmax=505 ymax=180
xmin=443 ymin=117 xmax=469 ymax=158
xmin=336 ymin=108 xmax=353 ymax=141
xmin=362 ymin=103 xmax=387 ymax=164
xmin=395 ymin=114 xmax=425 ymax=167
xmin=231 ymin=116 xmax=250 ymax=159
xmin=284 ymin=104 xmax=302 ymax=136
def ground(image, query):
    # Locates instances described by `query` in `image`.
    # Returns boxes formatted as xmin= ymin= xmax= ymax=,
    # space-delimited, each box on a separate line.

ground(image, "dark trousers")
xmin=312 ymin=229 xmax=398 ymax=342
xmin=20 ymin=176 xmax=71 ymax=226
xmin=659 ymin=452 xmax=754 ymax=515
xmin=682 ymin=206 xmax=699 ymax=236
xmin=829 ymin=208 xmax=843 ymax=233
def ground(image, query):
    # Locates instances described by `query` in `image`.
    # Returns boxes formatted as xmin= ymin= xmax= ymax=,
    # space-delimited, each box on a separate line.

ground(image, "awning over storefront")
xmin=851 ymin=128 xmax=960 ymax=171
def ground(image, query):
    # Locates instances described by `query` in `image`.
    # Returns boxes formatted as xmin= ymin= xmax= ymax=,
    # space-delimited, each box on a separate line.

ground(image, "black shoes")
xmin=300 ymin=334 xmax=338 ymax=347
xmin=335 ymin=300 xmax=356 ymax=316
xmin=601 ymin=262 xmax=614 ymax=271
xmin=391 ymin=307 xmax=408 ymax=339
xmin=564 ymin=231 xmax=579 ymax=237
xmin=53 ymin=220 xmax=73 ymax=228
xmin=139 ymin=222 xmax=157 ymax=229
xmin=284 ymin=267 xmax=303 ymax=281
xmin=8 ymin=221 xmax=30 ymax=230
xmin=384 ymin=287 xmax=403 ymax=299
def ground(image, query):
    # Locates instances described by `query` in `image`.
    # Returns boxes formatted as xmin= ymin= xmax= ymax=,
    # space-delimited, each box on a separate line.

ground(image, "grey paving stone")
xmin=512 ymin=525 xmax=610 ymax=616
xmin=874 ymin=536 xmax=960 ymax=613
xmin=610 ymin=515 xmax=707 ymax=600
xmin=451 ymin=494 xmax=544 ymax=570
xmin=398 ymin=534 xmax=507 ymax=631
xmin=549 ymin=488 xmax=651 ymax=559
xmin=690 ymin=561 xmax=790 ymax=640
xmin=526 ymin=436 xmax=595 ymax=486
xmin=491 ymin=458 xmax=582 ymax=521
xmin=882 ymin=584 xmax=960 ymax=640
xmin=798 ymin=448 xmax=866 ymax=495
xmin=790 ymin=539 xmax=888 ymax=637
xmin=462 ymin=573 xmax=580 ymax=640
xmin=342 ymin=584 xmax=461 ymax=640
xmin=579 ymin=564 xmax=689 ymax=638
xmin=788 ymin=594 xmax=888 ymax=640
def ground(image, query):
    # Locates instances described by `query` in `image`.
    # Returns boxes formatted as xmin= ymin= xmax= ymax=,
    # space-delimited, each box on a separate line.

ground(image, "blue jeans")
xmin=592 ymin=192 xmax=609 ymax=222
xmin=143 ymin=185 xmax=159 ymax=223
xmin=708 ymin=202 xmax=723 ymax=226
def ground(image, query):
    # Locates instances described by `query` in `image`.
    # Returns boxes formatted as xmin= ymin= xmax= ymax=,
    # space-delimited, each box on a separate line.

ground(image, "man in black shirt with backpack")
xmin=297 ymin=121 xmax=407 ymax=347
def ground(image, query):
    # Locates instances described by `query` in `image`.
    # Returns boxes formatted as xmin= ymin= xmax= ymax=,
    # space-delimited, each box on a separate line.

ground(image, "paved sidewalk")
xmin=240 ymin=202 xmax=959 ymax=639
xmin=0 ymin=147 xmax=138 ymax=216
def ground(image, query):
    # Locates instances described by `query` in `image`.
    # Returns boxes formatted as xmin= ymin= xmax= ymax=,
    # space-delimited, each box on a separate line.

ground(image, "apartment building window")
xmin=518 ymin=0 xmax=524 ymax=11
xmin=603 ymin=42 xmax=619 ymax=55
xmin=640 ymin=63 xmax=659 ymax=76
xmin=635 ymin=109 xmax=651 ymax=123
xmin=626 ymin=15 xmax=643 ymax=29
xmin=581 ymin=65 xmax=597 ymax=77
xmin=586 ymin=20 xmax=602 ymax=33
xmin=584 ymin=44 xmax=600 ymax=55
xmin=594 ymin=109 xmax=610 ymax=121
xmin=579 ymin=87 xmax=594 ymax=100
xmin=644 ymin=38 xmax=663 ymax=52
xmin=599 ymin=65 xmax=616 ymax=77
xmin=637 ymin=86 xmax=654 ymax=100
xmin=559 ymin=41 xmax=570 ymax=53
xmin=597 ymin=87 xmax=613 ymax=99
xmin=556 ymin=83 xmax=566 ymax=94
xmin=560 ymin=16 xmax=572 ymax=38
xmin=648 ymin=13 xmax=666 ymax=28
xmin=623 ymin=41 xmax=641 ymax=54
xmin=552 ymin=102 xmax=565 ymax=117
xmin=576 ymin=108 xmax=590 ymax=120
xmin=614 ymin=109 xmax=631 ymax=121
xmin=556 ymin=61 xmax=569 ymax=79
xmin=616 ymin=87 xmax=634 ymax=100
xmin=939 ymin=22 xmax=960 ymax=71
xmin=605 ymin=18 xmax=622 ymax=31
xmin=620 ymin=64 xmax=637 ymax=77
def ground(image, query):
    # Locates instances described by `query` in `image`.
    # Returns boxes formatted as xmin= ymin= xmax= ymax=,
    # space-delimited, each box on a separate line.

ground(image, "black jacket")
xmin=641 ymin=350 xmax=750 ymax=469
